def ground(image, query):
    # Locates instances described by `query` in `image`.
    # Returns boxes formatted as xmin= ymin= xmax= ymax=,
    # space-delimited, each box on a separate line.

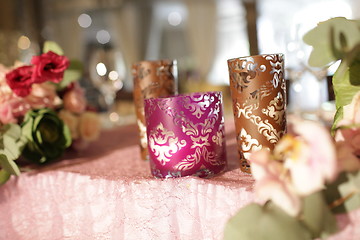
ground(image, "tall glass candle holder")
xmin=132 ymin=59 xmax=178 ymax=160
xmin=227 ymin=54 xmax=287 ymax=173
xmin=144 ymin=91 xmax=227 ymax=178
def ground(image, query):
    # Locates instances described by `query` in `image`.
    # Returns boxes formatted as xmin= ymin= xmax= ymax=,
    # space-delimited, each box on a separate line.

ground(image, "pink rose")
xmin=251 ymin=149 xmax=301 ymax=217
xmin=250 ymin=117 xmax=337 ymax=216
xmin=79 ymin=112 xmax=101 ymax=142
xmin=282 ymin=117 xmax=338 ymax=195
xmin=25 ymin=82 xmax=62 ymax=109
xmin=335 ymin=91 xmax=360 ymax=172
xmin=9 ymin=97 xmax=31 ymax=118
xmin=5 ymin=65 xmax=34 ymax=97
xmin=0 ymin=103 xmax=17 ymax=124
xmin=0 ymin=94 xmax=32 ymax=123
xmin=63 ymin=82 xmax=87 ymax=114
xmin=31 ymin=51 xmax=70 ymax=83
xmin=335 ymin=126 xmax=360 ymax=172
xmin=0 ymin=73 xmax=32 ymax=120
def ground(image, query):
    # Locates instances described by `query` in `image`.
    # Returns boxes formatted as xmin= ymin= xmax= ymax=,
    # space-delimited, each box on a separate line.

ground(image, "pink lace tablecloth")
xmin=0 ymin=121 xmax=359 ymax=240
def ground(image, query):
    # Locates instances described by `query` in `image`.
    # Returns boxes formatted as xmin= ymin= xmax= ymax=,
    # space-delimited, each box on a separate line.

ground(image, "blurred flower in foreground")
xmin=63 ymin=82 xmax=87 ymax=114
xmin=0 ymin=41 xmax=102 ymax=185
xmin=251 ymin=117 xmax=337 ymax=216
xmin=21 ymin=109 xmax=72 ymax=163
xmin=31 ymin=51 xmax=70 ymax=83
xmin=335 ymin=91 xmax=360 ymax=172
xmin=79 ymin=111 xmax=101 ymax=142
xmin=5 ymin=65 xmax=34 ymax=97
xmin=58 ymin=110 xmax=101 ymax=151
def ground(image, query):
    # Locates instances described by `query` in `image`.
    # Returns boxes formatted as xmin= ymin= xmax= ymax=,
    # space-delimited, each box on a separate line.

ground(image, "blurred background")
xmin=1 ymin=0 xmax=359 ymax=125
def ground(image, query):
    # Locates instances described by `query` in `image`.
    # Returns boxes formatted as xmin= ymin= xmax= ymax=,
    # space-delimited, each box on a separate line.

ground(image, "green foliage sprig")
xmin=223 ymin=17 xmax=360 ymax=240
xmin=303 ymin=17 xmax=360 ymax=130
xmin=0 ymin=41 xmax=83 ymax=184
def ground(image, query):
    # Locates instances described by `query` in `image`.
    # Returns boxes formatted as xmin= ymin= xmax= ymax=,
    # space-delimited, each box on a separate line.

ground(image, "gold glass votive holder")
xmin=227 ymin=54 xmax=287 ymax=173
xmin=132 ymin=59 xmax=178 ymax=160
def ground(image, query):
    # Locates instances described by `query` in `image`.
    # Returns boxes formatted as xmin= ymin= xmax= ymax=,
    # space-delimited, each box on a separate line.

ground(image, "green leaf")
xmin=331 ymin=107 xmax=343 ymax=134
xmin=1 ymin=135 xmax=21 ymax=160
xmin=0 ymin=154 xmax=20 ymax=176
xmin=62 ymin=123 xmax=72 ymax=148
xmin=333 ymin=80 xmax=360 ymax=110
xmin=301 ymin=192 xmax=338 ymax=239
xmin=331 ymin=61 xmax=360 ymax=127
xmin=223 ymin=202 xmax=312 ymax=240
xmin=43 ymin=41 xmax=64 ymax=55
xmin=0 ymin=169 xmax=11 ymax=185
xmin=324 ymin=171 xmax=360 ymax=214
xmin=303 ymin=17 xmax=360 ymax=67
xmin=0 ymin=124 xmax=24 ymax=161
xmin=57 ymin=59 xmax=83 ymax=90
xmin=21 ymin=116 xmax=34 ymax=141
xmin=4 ymin=124 xmax=21 ymax=140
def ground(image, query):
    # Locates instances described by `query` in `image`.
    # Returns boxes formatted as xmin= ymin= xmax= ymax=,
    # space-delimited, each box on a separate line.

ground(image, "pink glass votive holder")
xmin=144 ymin=91 xmax=227 ymax=178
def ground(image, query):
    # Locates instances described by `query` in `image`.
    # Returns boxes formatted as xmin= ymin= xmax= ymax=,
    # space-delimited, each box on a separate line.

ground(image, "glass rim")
xmin=132 ymin=59 xmax=177 ymax=67
xmin=227 ymin=53 xmax=284 ymax=63
xmin=144 ymin=91 xmax=222 ymax=103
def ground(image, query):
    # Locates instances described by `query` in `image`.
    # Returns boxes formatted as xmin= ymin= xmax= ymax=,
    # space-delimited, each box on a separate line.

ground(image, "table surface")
xmin=0 ymin=120 xmax=359 ymax=240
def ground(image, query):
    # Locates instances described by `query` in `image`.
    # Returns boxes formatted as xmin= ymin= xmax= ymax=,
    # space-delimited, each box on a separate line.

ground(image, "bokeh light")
xmin=168 ymin=11 xmax=182 ymax=26
xmin=17 ymin=36 xmax=31 ymax=50
xmin=78 ymin=14 xmax=92 ymax=28
xmin=108 ymin=70 xmax=119 ymax=81
xmin=96 ymin=62 xmax=107 ymax=76
xmin=96 ymin=30 xmax=111 ymax=44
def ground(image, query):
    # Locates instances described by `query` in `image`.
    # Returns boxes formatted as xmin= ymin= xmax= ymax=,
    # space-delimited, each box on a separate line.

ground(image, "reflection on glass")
xmin=285 ymin=23 xmax=329 ymax=119
xmin=257 ymin=0 xmax=353 ymax=120
xmin=88 ymin=44 xmax=125 ymax=127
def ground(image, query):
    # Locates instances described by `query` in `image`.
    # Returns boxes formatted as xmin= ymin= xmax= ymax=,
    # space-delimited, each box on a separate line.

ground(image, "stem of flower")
xmin=329 ymin=191 xmax=356 ymax=210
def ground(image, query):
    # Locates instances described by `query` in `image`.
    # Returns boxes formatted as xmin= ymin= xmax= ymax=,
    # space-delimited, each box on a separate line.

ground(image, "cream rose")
xmin=58 ymin=110 xmax=79 ymax=139
xmin=78 ymin=111 xmax=101 ymax=141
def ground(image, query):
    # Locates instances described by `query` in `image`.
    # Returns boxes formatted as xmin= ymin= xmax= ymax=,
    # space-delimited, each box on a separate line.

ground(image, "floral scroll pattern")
xmin=183 ymin=93 xmax=212 ymax=119
xmin=175 ymin=146 xmax=216 ymax=171
xmin=228 ymin=54 xmax=286 ymax=173
xmin=262 ymin=92 xmax=286 ymax=125
xmin=148 ymin=123 xmax=186 ymax=166
xmin=265 ymin=54 xmax=284 ymax=88
xmin=235 ymin=102 xmax=283 ymax=144
xmin=132 ymin=60 xmax=177 ymax=160
xmin=145 ymin=92 xmax=226 ymax=178
xmin=228 ymin=56 xmax=267 ymax=93
xmin=238 ymin=128 xmax=262 ymax=160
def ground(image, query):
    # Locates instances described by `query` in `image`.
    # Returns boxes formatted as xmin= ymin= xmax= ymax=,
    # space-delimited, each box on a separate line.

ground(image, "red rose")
xmin=5 ymin=65 xmax=34 ymax=97
xmin=31 ymin=51 xmax=70 ymax=83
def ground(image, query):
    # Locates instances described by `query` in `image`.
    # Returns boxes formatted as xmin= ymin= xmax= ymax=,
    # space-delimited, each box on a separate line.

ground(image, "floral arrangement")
xmin=0 ymin=41 xmax=101 ymax=184
xmin=224 ymin=17 xmax=360 ymax=239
